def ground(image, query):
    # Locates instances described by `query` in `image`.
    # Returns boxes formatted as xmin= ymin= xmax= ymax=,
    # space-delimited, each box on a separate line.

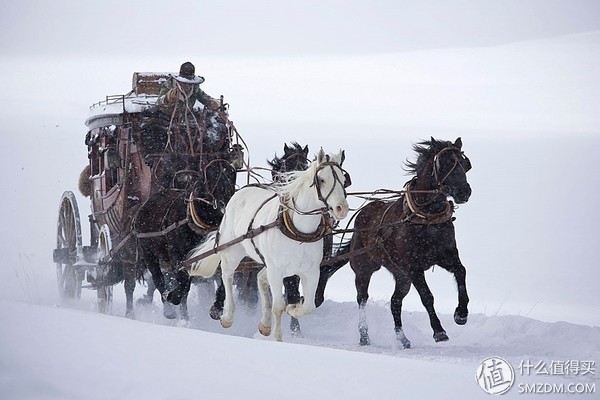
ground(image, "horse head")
xmin=406 ymin=137 xmax=472 ymax=205
xmin=431 ymin=137 xmax=472 ymax=204
xmin=314 ymin=148 xmax=350 ymax=220
xmin=268 ymin=142 xmax=310 ymax=181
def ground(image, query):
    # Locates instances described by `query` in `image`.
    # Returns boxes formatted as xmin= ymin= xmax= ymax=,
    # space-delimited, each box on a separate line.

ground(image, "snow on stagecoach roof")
xmin=85 ymin=92 xmax=158 ymax=128
xmin=85 ymin=72 xmax=177 ymax=128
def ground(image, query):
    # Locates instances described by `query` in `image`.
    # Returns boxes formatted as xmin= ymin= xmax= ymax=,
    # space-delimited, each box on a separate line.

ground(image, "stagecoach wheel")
xmin=96 ymin=225 xmax=114 ymax=314
xmin=55 ymin=191 xmax=83 ymax=299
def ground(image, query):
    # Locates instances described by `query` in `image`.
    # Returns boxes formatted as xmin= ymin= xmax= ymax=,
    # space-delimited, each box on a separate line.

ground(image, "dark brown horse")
xmin=316 ymin=137 xmax=472 ymax=348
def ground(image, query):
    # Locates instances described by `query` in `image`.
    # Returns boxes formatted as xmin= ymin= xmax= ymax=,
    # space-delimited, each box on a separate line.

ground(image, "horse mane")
xmin=404 ymin=138 xmax=451 ymax=176
xmin=267 ymin=141 xmax=304 ymax=170
xmin=274 ymin=158 xmax=319 ymax=200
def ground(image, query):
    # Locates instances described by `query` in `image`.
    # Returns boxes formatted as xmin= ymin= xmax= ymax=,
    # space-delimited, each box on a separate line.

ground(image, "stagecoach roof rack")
xmin=86 ymin=92 xmax=159 ymax=129
xmin=85 ymin=72 xmax=173 ymax=129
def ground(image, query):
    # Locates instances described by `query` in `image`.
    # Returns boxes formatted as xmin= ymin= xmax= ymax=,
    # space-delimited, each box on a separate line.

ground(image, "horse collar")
xmin=402 ymin=180 xmax=455 ymax=225
xmin=188 ymin=192 xmax=220 ymax=231
xmin=278 ymin=206 xmax=331 ymax=243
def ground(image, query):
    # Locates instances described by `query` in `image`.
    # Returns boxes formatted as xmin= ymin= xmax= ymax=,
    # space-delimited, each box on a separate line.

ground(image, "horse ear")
xmin=454 ymin=137 xmax=463 ymax=149
xmin=317 ymin=148 xmax=326 ymax=164
xmin=302 ymin=145 xmax=309 ymax=156
xmin=284 ymin=143 xmax=291 ymax=155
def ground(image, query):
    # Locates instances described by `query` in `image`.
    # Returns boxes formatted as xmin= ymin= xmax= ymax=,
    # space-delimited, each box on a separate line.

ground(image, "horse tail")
xmin=187 ymin=232 xmax=221 ymax=278
xmin=78 ymin=165 xmax=91 ymax=197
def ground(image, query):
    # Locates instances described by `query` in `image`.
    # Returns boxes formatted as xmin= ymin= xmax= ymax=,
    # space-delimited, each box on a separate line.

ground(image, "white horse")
xmin=188 ymin=149 xmax=350 ymax=341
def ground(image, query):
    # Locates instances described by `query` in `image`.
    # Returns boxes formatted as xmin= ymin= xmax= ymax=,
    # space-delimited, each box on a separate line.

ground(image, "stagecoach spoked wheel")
xmin=96 ymin=224 xmax=114 ymax=314
xmin=55 ymin=191 xmax=83 ymax=300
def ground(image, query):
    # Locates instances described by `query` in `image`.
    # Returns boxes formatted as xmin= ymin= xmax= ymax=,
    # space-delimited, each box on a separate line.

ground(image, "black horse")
xmin=208 ymin=142 xmax=311 ymax=333
xmin=316 ymin=137 xmax=472 ymax=347
xmin=89 ymin=101 xmax=237 ymax=319
xmin=133 ymin=156 xmax=236 ymax=319
xmin=130 ymin=105 xmax=236 ymax=320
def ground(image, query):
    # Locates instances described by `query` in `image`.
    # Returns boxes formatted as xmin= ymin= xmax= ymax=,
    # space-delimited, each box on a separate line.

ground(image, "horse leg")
xmin=145 ymin=270 xmax=156 ymax=302
xmin=170 ymin=267 xmax=191 ymax=321
xmin=351 ymin=255 xmax=378 ymax=346
xmin=179 ymin=293 xmax=189 ymax=322
xmin=390 ymin=274 xmax=412 ymax=349
xmin=220 ymin=270 xmax=235 ymax=328
xmin=283 ymin=275 xmax=302 ymax=337
xmin=286 ymin=271 xmax=317 ymax=319
xmin=135 ymin=268 xmax=154 ymax=305
xmin=267 ymin=268 xmax=286 ymax=342
xmin=123 ymin=263 xmax=136 ymax=319
xmin=210 ymin=277 xmax=225 ymax=320
xmin=220 ymin=255 xmax=240 ymax=328
xmin=237 ymin=270 xmax=259 ymax=309
xmin=411 ymin=269 xmax=448 ymax=342
xmin=438 ymin=255 xmax=469 ymax=325
xmin=257 ymin=268 xmax=272 ymax=336
xmin=146 ymin=258 xmax=176 ymax=320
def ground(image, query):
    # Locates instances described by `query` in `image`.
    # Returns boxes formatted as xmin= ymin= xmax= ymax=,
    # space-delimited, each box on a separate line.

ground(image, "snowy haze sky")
xmin=1 ymin=1 xmax=599 ymax=328
xmin=2 ymin=0 xmax=600 ymax=57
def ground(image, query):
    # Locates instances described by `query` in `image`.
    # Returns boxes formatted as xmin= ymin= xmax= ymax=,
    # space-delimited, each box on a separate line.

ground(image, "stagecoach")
xmin=52 ymin=71 xmax=245 ymax=314
xmin=52 ymin=69 xmax=474 ymax=345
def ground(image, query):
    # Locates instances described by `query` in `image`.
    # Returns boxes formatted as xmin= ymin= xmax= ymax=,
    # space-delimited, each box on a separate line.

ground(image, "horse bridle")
xmin=313 ymin=159 xmax=351 ymax=213
xmin=401 ymin=145 xmax=470 ymax=224
xmin=432 ymin=146 xmax=471 ymax=194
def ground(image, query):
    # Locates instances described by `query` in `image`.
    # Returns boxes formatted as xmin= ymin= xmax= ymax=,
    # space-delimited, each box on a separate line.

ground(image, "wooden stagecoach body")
xmin=85 ymin=74 xmax=168 ymax=250
xmin=53 ymin=72 xmax=243 ymax=308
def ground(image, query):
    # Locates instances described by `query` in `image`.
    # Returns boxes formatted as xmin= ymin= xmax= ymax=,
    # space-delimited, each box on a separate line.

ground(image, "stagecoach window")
xmin=104 ymin=148 xmax=120 ymax=169
xmin=104 ymin=147 xmax=120 ymax=189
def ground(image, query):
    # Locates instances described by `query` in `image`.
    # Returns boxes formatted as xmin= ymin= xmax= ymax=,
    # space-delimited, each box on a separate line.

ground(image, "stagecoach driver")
xmin=157 ymin=61 xmax=221 ymax=111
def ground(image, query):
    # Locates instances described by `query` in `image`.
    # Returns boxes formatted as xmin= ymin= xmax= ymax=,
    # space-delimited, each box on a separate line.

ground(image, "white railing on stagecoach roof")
xmin=89 ymin=94 xmax=127 ymax=111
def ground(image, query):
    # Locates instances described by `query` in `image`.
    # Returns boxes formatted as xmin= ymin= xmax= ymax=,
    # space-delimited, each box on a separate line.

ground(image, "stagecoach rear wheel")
xmin=54 ymin=191 xmax=84 ymax=299
xmin=96 ymin=225 xmax=114 ymax=314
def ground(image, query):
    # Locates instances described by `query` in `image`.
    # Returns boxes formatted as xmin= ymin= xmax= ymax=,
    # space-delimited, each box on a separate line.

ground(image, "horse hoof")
xmin=454 ymin=311 xmax=468 ymax=325
xmin=258 ymin=322 xmax=271 ymax=336
xmin=433 ymin=331 xmax=449 ymax=342
xmin=359 ymin=334 xmax=371 ymax=346
xmin=220 ymin=318 xmax=233 ymax=329
xmin=290 ymin=319 xmax=303 ymax=338
xmin=285 ymin=304 xmax=297 ymax=317
xmin=209 ymin=305 xmax=223 ymax=320
xmin=166 ymin=292 xmax=182 ymax=306
xmin=163 ymin=304 xmax=177 ymax=320
xmin=136 ymin=296 xmax=153 ymax=305
xmin=163 ymin=310 xmax=177 ymax=319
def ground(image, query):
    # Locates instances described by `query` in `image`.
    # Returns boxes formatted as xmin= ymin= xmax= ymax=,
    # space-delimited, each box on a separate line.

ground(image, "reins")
xmin=183 ymin=158 xmax=349 ymax=267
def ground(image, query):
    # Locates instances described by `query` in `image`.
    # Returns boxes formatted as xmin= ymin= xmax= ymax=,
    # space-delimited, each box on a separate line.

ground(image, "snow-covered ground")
xmin=2 ymin=285 xmax=598 ymax=400
xmin=2 ymin=4 xmax=600 ymax=398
